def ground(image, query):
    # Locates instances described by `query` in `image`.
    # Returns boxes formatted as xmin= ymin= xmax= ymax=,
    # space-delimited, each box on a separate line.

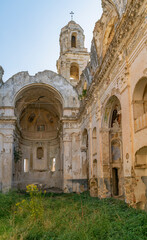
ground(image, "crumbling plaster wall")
xmin=77 ymin=0 xmax=147 ymax=209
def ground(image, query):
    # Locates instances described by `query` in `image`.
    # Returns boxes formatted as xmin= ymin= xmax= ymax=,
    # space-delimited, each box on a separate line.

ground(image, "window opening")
xmin=71 ymin=35 xmax=76 ymax=48
xmin=37 ymin=125 xmax=45 ymax=131
xmin=51 ymin=158 xmax=56 ymax=172
xmin=24 ymin=159 xmax=29 ymax=172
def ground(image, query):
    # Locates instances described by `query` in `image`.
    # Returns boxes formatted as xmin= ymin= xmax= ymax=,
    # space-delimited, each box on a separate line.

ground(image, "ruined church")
xmin=0 ymin=0 xmax=147 ymax=211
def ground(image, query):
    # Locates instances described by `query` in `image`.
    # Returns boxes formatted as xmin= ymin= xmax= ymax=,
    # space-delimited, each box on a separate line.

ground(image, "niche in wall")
xmin=37 ymin=147 xmax=44 ymax=159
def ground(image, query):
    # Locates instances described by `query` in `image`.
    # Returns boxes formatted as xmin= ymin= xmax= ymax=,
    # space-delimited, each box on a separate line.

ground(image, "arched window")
xmin=70 ymin=63 xmax=79 ymax=81
xmin=71 ymin=33 xmax=77 ymax=48
xmin=133 ymin=77 xmax=147 ymax=119
xmin=135 ymin=146 xmax=147 ymax=167
xmin=51 ymin=158 xmax=56 ymax=172
xmin=133 ymin=78 xmax=147 ymax=132
xmin=24 ymin=159 xmax=29 ymax=172
xmin=82 ymin=129 xmax=88 ymax=147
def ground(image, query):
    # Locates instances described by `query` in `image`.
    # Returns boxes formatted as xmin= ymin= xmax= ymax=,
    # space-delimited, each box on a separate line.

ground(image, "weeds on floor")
xmin=0 ymin=189 xmax=146 ymax=240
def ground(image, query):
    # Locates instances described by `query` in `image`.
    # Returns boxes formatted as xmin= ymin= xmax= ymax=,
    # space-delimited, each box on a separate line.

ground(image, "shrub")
xmin=15 ymin=184 xmax=45 ymax=221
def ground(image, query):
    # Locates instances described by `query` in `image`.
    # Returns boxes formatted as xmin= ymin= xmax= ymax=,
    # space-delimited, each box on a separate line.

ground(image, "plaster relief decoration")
xmin=112 ymin=0 xmax=127 ymax=17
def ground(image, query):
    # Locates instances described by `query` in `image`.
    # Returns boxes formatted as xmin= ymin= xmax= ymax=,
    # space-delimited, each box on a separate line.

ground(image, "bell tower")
xmin=57 ymin=18 xmax=90 ymax=86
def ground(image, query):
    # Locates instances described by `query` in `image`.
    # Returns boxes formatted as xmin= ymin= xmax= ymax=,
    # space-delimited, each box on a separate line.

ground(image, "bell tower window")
xmin=71 ymin=33 xmax=77 ymax=48
xmin=70 ymin=63 xmax=79 ymax=81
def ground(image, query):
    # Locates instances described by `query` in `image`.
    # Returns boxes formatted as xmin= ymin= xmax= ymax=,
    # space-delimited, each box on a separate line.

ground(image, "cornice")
xmin=78 ymin=0 xmax=146 ymax=119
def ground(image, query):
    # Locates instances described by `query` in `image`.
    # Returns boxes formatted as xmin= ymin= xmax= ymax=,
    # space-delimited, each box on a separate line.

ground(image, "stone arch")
xmin=133 ymin=77 xmax=147 ymax=119
xmin=70 ymin=63 xmax=79 ymax=82
xmin=134 ymin=146 xmax=147 ymax=211
xmin=0 ymin=71 xmax=80 ymax=109
xmin=14 ymin=84 xmax=63 ymax=120
xmin=13 ymin=82 xmax=64 ymax=189
xmin=102 ymin=95 xmax=121 ymax=129
xmin=135 ymin=146 xmax=147 ymax=167
xmin=101 ymin=95 xmax=123 ymax=197
xmin=133 ymin=77 xmax=147 ymax=132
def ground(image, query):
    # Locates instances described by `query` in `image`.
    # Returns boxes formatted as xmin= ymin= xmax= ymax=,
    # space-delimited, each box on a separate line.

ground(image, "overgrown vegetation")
xmin=14 ymin=147 xmax=22 ymax=163
xmin=78 ymin=89 xmax=87 ymax=100
xmin=0 ymin=188 xmax=146 ymax=240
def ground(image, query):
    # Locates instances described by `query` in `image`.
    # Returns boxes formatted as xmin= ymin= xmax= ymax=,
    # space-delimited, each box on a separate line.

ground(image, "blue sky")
xmin=0 ymin=0 xmax=102 ymax=82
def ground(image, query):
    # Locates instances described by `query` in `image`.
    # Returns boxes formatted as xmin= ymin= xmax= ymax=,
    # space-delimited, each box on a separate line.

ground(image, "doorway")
xmin=112 ymin=168 xmax=119 ymax=196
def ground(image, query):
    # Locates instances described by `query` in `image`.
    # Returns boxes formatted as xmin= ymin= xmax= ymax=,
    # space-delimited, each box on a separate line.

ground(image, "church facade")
xmin=0 ymin=0 xmax=147 ymax=211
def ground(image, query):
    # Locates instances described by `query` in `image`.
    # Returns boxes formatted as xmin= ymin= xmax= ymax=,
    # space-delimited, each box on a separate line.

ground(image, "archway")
xmin=133 ymin=77 xmax=147 ymax=132
xmin=102 ymin=95 xmax=123 ymax=197
xmin=13 ymin=84 xmax=63 ymax=190
xmin=134 ymin=146 xmax=147 ymax=211
xmin=70 ymin=63 xmax=79 ymax=84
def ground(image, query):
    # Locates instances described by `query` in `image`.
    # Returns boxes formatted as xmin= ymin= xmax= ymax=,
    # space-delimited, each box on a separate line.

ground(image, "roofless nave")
xmin=0 ymin=0 xmax=147 ymax=211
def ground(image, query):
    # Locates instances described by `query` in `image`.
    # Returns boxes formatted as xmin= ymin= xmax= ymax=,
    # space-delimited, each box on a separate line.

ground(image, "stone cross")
xmin=70 ymin=11 xmax=74 ymax=21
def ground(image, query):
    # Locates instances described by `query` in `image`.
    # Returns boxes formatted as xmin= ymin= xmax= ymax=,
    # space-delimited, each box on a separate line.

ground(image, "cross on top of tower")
xmin=70 ymin=11 xmax=74 ymax=21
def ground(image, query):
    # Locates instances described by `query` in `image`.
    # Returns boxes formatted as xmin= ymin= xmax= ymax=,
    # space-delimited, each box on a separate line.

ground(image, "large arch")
xmin=134 ymin=146 xmax=147 ymax=211
xmin=133 ymin=77 xmax=147 ymax=132
xmin=101 ymin=95 xmax=123 ymax=197
xmin=133 ymin=77 xmax=147 ymax=119
xmin=0 ymin=70 xmax=80 ymax=192
xmin=13 ymin=84 xmax=64 ymax=189
xmin=0 ymin=70 xmax=79 ymax=109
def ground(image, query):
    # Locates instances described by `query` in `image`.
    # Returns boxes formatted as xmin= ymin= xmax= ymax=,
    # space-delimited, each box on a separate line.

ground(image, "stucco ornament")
xmin=111 ymin=0 xmax=127 ymax=17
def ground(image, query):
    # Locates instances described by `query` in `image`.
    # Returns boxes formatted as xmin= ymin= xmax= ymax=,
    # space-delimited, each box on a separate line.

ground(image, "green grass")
xmin=0 ymin=191 xmax=146 ymax=240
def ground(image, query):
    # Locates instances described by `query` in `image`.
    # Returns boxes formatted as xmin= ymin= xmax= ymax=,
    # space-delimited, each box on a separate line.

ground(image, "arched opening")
xmin=71 ymin=33 xmax=77 ymax=48
xmin=133 ymin=77 xmax=147 ymax=119
xmin=24 ymin=159 xmax=29 ymax=173
xmin=102 ymin=96 xmax=123 ymax=197
xmin=70 ymin=63 xmax=79 ymax=83
xmin=134 ymin=146 xmax=147 ymax=210
xmin=13 ymin=85 xmax=63 ymax=190
xmin=133 ymin=77 xmax=147 ymax=132
xmin=135 ymin=146 xmax=147 ymax=167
